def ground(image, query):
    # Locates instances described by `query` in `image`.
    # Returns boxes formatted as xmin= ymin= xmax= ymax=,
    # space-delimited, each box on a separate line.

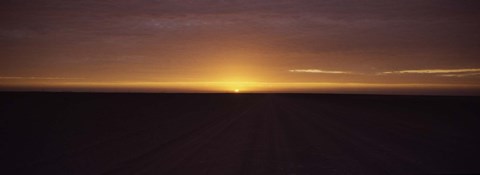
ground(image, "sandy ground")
xmin=1 ymin=92 xmax=480 ymax=174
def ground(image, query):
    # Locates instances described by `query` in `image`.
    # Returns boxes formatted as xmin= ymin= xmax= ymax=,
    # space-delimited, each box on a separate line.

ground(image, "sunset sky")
xmin=1 ymin=0 xmax=480 ymax=94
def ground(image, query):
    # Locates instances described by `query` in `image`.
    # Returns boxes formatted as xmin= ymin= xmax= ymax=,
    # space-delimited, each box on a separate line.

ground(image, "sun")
xmin=234 ymin=89 xmax=240 ymax=93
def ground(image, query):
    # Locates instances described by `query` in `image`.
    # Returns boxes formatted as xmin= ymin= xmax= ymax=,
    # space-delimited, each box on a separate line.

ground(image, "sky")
xmin=1 ymin=0 xmax=480 ymax=94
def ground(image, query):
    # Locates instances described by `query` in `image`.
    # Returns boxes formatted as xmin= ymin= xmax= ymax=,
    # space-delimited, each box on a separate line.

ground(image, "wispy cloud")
xmin=289 ymin=69 xmax=352 ymax=74
xmin=381 ymin=68 xmax=480 ymax=74
xmin=438 ymin=73 xmax=480 ymax=78
xmin=0 ymin=76 xmax=84 ymax=80
xmin=378 ymin=68 xmax=480 ymax=78
xmin=290 ymin=68 xmax=480 ymax=78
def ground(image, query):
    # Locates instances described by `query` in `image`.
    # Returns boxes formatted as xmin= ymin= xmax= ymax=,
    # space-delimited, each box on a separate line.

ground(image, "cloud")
xmin=438 ymin=73 xmax=480 ymax=78
xmin=289 ymin=68 xmax=480 ymax=78
xmin=379 ymin=68 xmax=480 ymax=78
xmin=289 ymin=69 xmax=352 ymax=74
xmin=381 ymin=68 xmax=480 ymax=74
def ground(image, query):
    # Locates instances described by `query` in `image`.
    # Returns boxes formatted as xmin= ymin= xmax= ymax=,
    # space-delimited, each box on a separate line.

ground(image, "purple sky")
xmin=1 ymin=0 xmax=480 ymax=93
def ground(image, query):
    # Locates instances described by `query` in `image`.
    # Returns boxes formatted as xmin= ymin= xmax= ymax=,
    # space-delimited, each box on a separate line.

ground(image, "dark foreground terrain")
xmin=1 ymin=92 xmax=480 ymax=174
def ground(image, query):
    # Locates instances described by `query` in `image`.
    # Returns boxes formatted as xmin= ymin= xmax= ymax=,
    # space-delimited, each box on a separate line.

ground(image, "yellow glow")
xmin=2 ymin=80 xmax=480 ymax=93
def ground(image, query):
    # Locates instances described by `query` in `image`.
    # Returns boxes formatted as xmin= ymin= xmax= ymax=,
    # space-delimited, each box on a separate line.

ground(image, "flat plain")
xmin=1 ymin=92 xmax=479 ymax=174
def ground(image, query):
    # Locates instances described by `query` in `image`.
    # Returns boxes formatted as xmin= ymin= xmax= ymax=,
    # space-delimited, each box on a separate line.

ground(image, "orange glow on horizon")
xmin=2 ymin=80 xmax=480 ymax=95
